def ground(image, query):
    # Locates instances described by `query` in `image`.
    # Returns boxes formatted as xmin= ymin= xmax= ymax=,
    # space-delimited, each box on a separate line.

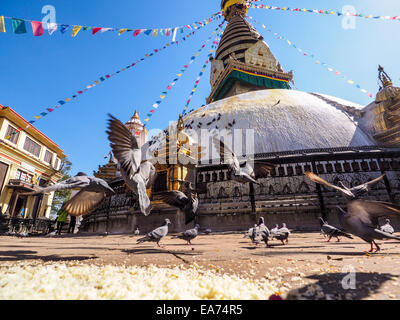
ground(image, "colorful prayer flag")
xmin=92 ymin=27 xmax=102 ymax=35
xmin=12 ymin=18 xmax=27 ymax=34
xmin=47 ymin=22 xmax=58 ymax=35
xmin=0 ymin=16 xmax=6 ymax=33
xmin=133 ymin=29 xmax=145 ymax=36
xmin=60 ymin=24 xmax=70 ymax=34
xmin=31 ymin=21 xmax=44 ymax=36
xmin=72 ymin=25 xmax=82 ymax=37
xmin=118 ymin=28 xmax=127 ymax=36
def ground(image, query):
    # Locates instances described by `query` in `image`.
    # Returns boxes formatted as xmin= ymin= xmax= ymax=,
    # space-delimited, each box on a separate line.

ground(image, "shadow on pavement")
xmin=0 ymin=250 xmax=97 ymax=262
xmin=286 ymin=272 xmax=397 ymax=300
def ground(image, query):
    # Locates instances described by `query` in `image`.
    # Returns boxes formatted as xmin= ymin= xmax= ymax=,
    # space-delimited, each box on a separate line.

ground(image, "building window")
xmin=15 ymin=169 xmax=33 ymax=183
xmin=4 ymin=125 xmax=20 ymax=144
xmin=44 ymin=150 xmax=53 ymax=164
xmin=23 ymin=137 xmax=41 ymax=157
xmin=54 ymin=158 xmax=60 ymax=170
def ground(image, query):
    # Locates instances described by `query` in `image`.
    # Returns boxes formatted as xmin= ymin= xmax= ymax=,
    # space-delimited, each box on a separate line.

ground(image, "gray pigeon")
xmin=250 ymin=224 xmax=260 ymax=246
xmin=173 ymin=224 xmax=200 ymax=246
xmin=380 ymin=219 xmax=394 ymax=234
xmin=270 ymin=224 xmax=279 ymax=238
xmin=21 ymin=173 xmax=114 ymax=216
xmin=213 ymin=137 xmax=276 ymax=185
xmin=134 ymin=227 xmax=140 ymax=236
xmin=244 ymin=227 xmax=254 ymax=239
xmin=273 ymin=223 xmax=290 ymax=245
xmin=137 ymin=219 xmax=171 ymax=247
xmin=158 ymin=182 xmax=199 ymax=225
xmin=336 ymin=200 xmax=400 ymax=252
xmin=318 ymin=217 xmax=353 ymax=242
xmin=257 ymin=217 xmax=271 ymax=247
xmin=107 ymin=114 xmax=157 ymax=216
xmin=305 ymin=171 xmax=386 ymax=200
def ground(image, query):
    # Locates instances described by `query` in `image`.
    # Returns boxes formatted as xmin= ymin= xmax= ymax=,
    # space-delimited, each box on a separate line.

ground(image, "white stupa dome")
xmin=178 ymin=89 xmax=375 ymax=155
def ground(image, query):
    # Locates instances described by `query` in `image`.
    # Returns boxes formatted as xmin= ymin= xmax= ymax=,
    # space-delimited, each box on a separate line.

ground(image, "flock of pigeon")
xmin=21 ymin=113 xmax=400 ymax=254
xmin=244 ymin=218 xmax=291 ymax=247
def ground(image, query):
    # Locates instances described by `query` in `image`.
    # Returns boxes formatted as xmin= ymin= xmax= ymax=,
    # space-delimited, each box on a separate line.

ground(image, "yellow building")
xmin=0 ymin=104 xmax=66 ymax=219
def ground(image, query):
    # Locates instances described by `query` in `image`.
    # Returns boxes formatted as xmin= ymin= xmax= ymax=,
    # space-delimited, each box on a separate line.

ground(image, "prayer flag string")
xmin=144 ymin=22 xmax=226 ymax=125
xmin=0 ymin=12 xmax=223 ymax=37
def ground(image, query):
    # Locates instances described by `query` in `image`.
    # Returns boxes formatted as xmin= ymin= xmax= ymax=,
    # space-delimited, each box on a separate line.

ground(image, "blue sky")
xmin=1 ymin=0 xmax=399 ymax=176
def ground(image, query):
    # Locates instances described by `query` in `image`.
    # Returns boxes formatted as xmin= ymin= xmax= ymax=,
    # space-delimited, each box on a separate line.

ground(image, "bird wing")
xmin=62 ymin=188 xmax=106 ymax=216
xmin=107 ymin=114 xmax=142 ymax=179
xmin=212 ymin=137 xmax=240 ymax=172
xmin=350 ymin=174 xmax=386 ymax=192
xmin=20 ymin=176 xmax=89 ymax=196
xmin=133 ymin=174 xmax=152 ymax=216
xmin=185 ymin=196 xmax=198 ymax=225
xmin=139 ymin=161 xmax=157 ymax=189
xmin=183 ymin=228 xmax=197 ymax=238
xmin=148 ymin=225 xmax=167 ymax=240
xmin=305 ymin=171 xmax=352 ymax=196
xmin=158 ymin=191 xmax=189 ymax=210
xmin=347 ymin=200 xmax=400 ymax=228
xmin=253 ymin=161 xmax=277 ymax=179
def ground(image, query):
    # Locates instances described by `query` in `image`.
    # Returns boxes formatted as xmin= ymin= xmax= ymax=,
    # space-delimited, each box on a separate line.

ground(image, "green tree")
xmin=50 ymin=158 xmax=73 ymax=217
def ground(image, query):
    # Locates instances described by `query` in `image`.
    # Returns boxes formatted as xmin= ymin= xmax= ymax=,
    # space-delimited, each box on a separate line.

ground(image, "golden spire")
xmin=221 ymin=0 xmax=248 ymax=21
xmin=177 ymin=114 xmax=184 ymax=132
xmin=133 ymin=109 xmax=140 ymax=120
xmin=378 ymin=65 xmax=393 ymax=89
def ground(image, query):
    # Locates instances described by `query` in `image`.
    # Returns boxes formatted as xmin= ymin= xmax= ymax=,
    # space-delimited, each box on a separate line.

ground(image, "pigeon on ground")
xmin=318 ymin=217 xmax=353 ymax=242
xmin=172 ymin=224 xmax=200 ymax=247
xmin=305 ymin=171 xmax=386 ymax=200
xmin=203 ymin=228 xmax=212 ymax=235
xmin=272 ymin=223 xmax=291 ymax=245
xmin=107 ymin=114 xmax=157 ymax=216
xmin=336 ymin=200 xmax=400 ymax=252
xmin=270 ymin=224 xmax=279 ymax=238
xmin=134 ymin=227 xmax=140 ymax=236
xmin=136 ymin=219 xmax=171 ymax=248
xmin=257 ymin=217 xmax=271 ymax=247
xmin=158 ymin=182 xmax=199 ymax=225
xmin=243 ymin=227 xmax=254 ymax=239
xmin=250 ymin=224 xmax=261 ymax=246
xmin=380 ymin=219 xmax=394 ymax=234
xmin=20 ymin=173 xmax=114 ymax=216
xmin=213 ymin=137 xmax=276 ymax=185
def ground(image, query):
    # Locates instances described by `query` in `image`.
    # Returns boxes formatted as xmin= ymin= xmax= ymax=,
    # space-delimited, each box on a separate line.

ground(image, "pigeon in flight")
xmin=158 ymin=182 xmax=199 ymax=225
xmin=107 ymin=114 xmax=157 ymax=216
xmin=172 ymin=224 xmax=200 ymax=247
xmin=305 ymin=171 xmax=386 ymax=200
xmin=336 ymin=200 xmax=400 ymax=252
xmin=272 ymin=223 xmax=291 ymax=245
xmin=213 ymin=137 xmax=276 ymax=185
xmin=21 ymin=173 xmax=114 ymax=216
xmin=380 ymin=219 xmax=394 ymax=234
xmin=136 ymin=219 xmax=171 ymax=248
xmin=318 ymin=217 xmax=353 ymax=242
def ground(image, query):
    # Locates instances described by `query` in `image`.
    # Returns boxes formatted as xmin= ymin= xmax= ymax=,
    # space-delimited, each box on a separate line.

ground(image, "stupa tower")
xmin=125 ymin=109 xmax=147 ymax=148
xmin=207 ymin=0 xmax=293 ymax=103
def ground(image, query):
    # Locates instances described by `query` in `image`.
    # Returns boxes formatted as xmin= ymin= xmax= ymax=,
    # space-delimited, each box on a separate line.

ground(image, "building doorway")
xmin=14 ymin=196 xmax=27 ymax=217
